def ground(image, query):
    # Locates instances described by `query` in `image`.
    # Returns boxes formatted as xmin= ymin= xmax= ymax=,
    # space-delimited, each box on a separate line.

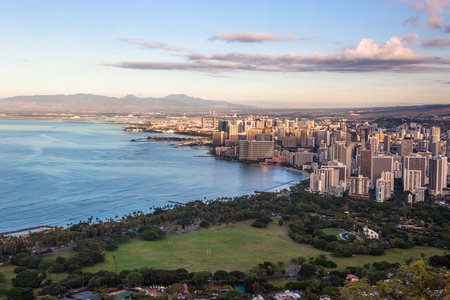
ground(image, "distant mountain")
xmin=0 ymin=94 xmax=255 ymax=113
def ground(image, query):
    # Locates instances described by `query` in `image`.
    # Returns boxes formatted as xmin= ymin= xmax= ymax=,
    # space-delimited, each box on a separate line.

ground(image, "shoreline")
xmin=0 ymin=119 xmax=305 ymax=233
xmin=255 ymin=162 xmax=310 ymax=177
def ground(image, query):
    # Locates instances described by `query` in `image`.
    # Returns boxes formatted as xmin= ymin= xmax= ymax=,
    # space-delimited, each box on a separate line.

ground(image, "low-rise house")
xmin=273 ymin=290 xmax=302 ymax=300
xmin=346 ymin=274 xmax=359 ymax=282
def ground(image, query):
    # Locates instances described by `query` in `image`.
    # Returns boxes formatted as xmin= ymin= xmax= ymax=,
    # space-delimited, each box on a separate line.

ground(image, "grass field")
xmin=0 ymin=221 xmax=446 ymax=285
xmin=84 ymin=220 xmax=446 ymax=273
xmin=322 ymin=228 xmax=345 ymax=237
xmin=85 ymin=220 xmax=327 ymax=273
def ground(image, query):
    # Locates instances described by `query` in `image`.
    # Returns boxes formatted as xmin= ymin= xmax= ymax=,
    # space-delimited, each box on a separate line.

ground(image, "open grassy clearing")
xmin=322 ymin=228 xmax=345 ymax=237
xmin=85 ymin=220 xmax=326 ymax=273
xmin=84 ymin=220 xmax=446 ymax=273
xmin=0 ymin=220 xmax=446 ymax=285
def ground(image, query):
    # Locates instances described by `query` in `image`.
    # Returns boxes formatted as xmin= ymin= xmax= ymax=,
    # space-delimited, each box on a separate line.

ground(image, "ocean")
xmin=0 ymin=118 xmax=305 ymax=233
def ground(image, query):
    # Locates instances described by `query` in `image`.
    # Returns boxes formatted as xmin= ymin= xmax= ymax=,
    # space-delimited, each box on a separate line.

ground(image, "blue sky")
xmin=1 ymin=0 xmax=449 ymax=108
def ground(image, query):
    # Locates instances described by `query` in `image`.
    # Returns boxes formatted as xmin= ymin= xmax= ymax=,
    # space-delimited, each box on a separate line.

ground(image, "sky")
xmin=1 ymin=0 xmax=450 ymax=108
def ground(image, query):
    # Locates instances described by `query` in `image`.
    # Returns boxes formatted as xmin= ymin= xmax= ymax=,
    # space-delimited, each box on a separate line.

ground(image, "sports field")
xmin=84 ymin=220 xmax=446 ymax=273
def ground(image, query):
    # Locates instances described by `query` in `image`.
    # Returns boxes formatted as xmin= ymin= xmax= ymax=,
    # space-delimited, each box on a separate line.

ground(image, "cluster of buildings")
xmin=211 ymin=116 xmax=449 ymax=202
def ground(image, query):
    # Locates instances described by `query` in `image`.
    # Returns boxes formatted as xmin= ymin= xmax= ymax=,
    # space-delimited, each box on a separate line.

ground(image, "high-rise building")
xmin=314 ymin=130 xmax=328 ymax=147
xmin=310 ymin=173 xmax=325 ymax=193
xmin=404 ymin=169 xmax=422 ymax=192
xmin=201 ymin=117 xmax=206 ymax=130
xmin=294 ymin=152 xmax=314 ymax=168
xmin=429 ymin=156 xmax=448 ymax=195
xmin=381 ymin=171 xmax=394 ymax=192
xmin=414 ymin=187 xmax=426 ymax=202
xmin=311 ymin=168 xmax=339 ymax=193
xmin=369 ymin=137 xmax=380 ymax=155
xmin=399 ymin=137 xmax=414 ymax=157
xmin=383 ymin=135 xmax=391 ymax=153
xmin=403 ymin=155 xmax=427 ymax=186
xmin=307 ymin=136 xmax=315 ymax=148
xmin=360 ymin=149 xmax=373 ymax=179
xmin=376 ymin=178 xmax=392 ymax=202
xmin=418 ymin=140 xmax=430 ymax=152
xmin=228 ymin=124 xmax=238 ymax=136
xmin=247 ymin=128 xmax=263 ymax=140
xmin=348 ymin=175 xmax=370 ymax=195
xmin=282 ymin=136 xmax=298 ymax=147
xmin=430 ymin=142 xmax=441 ymax=156
xmin=327 ymin=160 xmax=347 ymax=183
xmin=212 ymin=131 xmax=228 ymax=146
xmin=218 ymin=120 xmax=229 ymax=132
xmin=371 ymin=155 xmax=394 ymax=187
xmin=329 ymin=142 xmax=352 ymax=178
xmin=255 ymin=133 xmax=274 ymax=141
xmin=238 ymin=140 xmax=274 ymax=161
xmin=431 ymin=126 xmax=441 ymax=140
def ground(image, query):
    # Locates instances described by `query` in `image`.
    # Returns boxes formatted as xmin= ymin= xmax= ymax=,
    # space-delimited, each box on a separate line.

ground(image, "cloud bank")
xmin=210 ymin=32 xmax=312 ymax=43
xmin=105 ymin=35 xmax=450 ymax=74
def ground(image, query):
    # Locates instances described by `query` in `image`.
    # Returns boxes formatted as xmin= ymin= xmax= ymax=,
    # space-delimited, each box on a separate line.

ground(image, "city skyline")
xmin=1 ymin=0 xmax=450 ymax=108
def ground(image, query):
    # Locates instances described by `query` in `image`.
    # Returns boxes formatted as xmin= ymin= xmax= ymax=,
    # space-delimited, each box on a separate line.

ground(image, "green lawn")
xmin=1 ymin=221 xmax=446 ymax=284
xmin=85 ymin=220 xmax=326 ymax=273
xmin=84 ymin=220 xmax=446 ymax=273
xmin=322 ymin=228 xmax=345 ymax=237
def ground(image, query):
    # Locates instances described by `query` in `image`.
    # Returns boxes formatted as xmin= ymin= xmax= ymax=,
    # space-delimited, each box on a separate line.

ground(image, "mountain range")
xmin=0 ymin=94 xmax=254 ymax=113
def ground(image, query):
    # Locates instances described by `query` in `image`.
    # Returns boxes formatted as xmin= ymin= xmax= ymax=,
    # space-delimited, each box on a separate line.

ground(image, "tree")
xmin=192 ymin=271 xmax=211 ymax=285
xmin=5 ymin=287 xmax=34 ymax=300
xmin=320 ymin=286 xmax=340 ymax=298
xmin=166 ymin=283 xmax=185 ymax=295
xmin=297 ymin=256 xmax=306 ymax=265
xmin=340 ymin=278 xmax=381 ymax=300
xmin=218 ymin=289 xmax=244 ymax=300
xmin=297 ymin=264 xmax=317 ymax=278
xmin=12 ymin=270 xmax=48 ymax=288
xmin=213 ymin=270 xmax=229 ymax=280
xmin=37 ymin=295 xmax=58 ymax=300
xmin=123 ymin=271 xmax=144 ymax=288
xmin=395 ymin=260 xmax=447 ymax=299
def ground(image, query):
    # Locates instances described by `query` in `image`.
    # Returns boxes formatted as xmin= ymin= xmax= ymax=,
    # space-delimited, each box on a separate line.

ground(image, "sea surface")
xmin=0 ymin=118 xmax=305 ymax=233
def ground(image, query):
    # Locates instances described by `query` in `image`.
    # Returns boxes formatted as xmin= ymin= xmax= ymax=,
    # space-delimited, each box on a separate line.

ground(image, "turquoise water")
xmin=0 ymin=118 xmax=305 ymax=232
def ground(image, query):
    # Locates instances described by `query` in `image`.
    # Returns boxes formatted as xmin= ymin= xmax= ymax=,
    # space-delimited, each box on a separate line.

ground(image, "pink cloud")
xmin=403 ymin=0 xmax=450 ymax=30
xmin=106 ymin=35 xmax=450 ymax=73
xmin=422 ymin=37 xmax=450 ymax=46
xmin=210 ymin=32 xmax=312 ymax=43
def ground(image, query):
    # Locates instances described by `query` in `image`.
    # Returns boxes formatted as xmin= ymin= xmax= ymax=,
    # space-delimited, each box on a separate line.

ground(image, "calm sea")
xmin=0 ymin=118 xmax=305 ymax=233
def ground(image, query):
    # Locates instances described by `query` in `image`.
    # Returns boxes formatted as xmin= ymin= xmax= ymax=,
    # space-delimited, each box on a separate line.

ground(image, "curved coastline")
xmin=0 ymin=118 xmax=304 ymax=233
